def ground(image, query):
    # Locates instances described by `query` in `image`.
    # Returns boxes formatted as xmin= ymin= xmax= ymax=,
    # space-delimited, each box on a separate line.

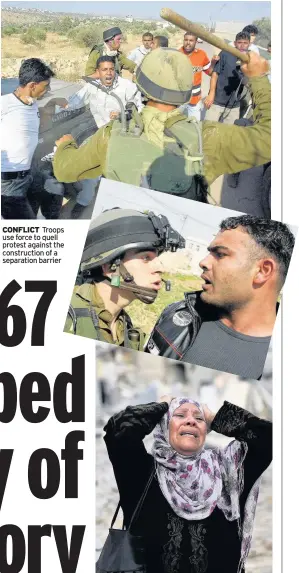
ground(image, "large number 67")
xmin=0 ymin=280 xmax=57 ymax=347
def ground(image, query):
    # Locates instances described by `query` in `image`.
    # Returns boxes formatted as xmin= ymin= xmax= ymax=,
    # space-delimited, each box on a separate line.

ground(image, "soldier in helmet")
xmin=85 ymin=26 xmax=136 ymax=77
xmin=53 ymin=48 xmax=270 ymax=205
xmin=65 ymin=208 xmax=185 ymax=348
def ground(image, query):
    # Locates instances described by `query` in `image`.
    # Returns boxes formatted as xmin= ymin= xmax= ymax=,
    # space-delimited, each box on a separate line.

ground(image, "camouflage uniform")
xmin=85 ymin=42 xmax=136 ymax=76
xmin=54 ymin=49 xmax=270 ymax=199
xmin=65 ymin=208 xmax=185 ymax=348
xmin=65 ymin=282 xmax=145 ymax=349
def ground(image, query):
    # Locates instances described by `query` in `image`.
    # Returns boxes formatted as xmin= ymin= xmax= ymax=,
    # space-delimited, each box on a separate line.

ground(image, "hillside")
xmin=1 ymin=8 xmax=184 ymax=81
xmin=1 ymin=30 xmax=187 ymax=81
xmin=1 ymin=7 xmax=270 ymax=81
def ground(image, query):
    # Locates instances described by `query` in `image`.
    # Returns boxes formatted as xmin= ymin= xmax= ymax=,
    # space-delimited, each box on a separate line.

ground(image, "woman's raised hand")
xmin=202 ymin=404 xmax=216 ymax=428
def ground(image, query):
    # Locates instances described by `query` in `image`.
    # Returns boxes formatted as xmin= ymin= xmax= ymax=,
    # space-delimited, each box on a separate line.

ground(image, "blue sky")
xmin=2 ymin=2 xmax=271 ymax=22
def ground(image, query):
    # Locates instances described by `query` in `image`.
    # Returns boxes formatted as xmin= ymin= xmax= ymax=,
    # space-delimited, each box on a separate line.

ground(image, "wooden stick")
xmin=160 ymin=8 xmax=250 ymax=63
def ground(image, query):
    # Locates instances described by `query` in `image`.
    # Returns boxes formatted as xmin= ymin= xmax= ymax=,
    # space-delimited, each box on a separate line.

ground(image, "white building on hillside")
xmin=180 ymin=236 xmax=209 ymax=276
xmin=157 ymin=21 xmax=175 ymax=29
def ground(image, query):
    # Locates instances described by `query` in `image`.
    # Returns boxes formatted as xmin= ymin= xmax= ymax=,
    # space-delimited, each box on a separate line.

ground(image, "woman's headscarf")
xmin=152 ymin=397 xmax=261 ymax=572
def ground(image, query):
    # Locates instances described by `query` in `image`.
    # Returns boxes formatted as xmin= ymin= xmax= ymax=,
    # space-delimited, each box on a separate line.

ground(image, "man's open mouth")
xmin=151 ymin=280 xmax=162 ymax=291
xmin=201 ymin=274 xmax=213 ymax=289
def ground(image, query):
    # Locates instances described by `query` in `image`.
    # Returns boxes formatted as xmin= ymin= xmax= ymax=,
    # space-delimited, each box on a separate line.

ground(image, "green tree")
xmin=2 ymin=25 xmax=20 ymax=37
xmin=72 ymin=24 xmax=104 ymax=48
xmin=21 ymin=27 xmax=46 ymax=45
xmin=167 ymin=26 xmax=178 ymax=35
xmin=56 ymin=16 xmax=76 ymax=35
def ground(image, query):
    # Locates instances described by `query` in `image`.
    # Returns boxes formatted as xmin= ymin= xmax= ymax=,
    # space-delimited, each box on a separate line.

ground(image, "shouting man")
xmin=145 ymin=215 xmax=295 ymax=379
xmin=57 ymin=56 xmax=143 ymax=218
xmin=179 ymin=32 xmax=213 ymax=120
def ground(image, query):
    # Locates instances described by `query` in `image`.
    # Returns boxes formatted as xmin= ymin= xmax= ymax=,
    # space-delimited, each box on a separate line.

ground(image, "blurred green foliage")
xmin=21 ymin=27 xmax=47 ymax=45
xmin=253 ymin=17 xmax=271 ymax=48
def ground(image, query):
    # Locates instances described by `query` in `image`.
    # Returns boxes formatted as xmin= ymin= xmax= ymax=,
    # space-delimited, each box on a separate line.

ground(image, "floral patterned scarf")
xmin=152 ymin=397 xmax=261 ymax=572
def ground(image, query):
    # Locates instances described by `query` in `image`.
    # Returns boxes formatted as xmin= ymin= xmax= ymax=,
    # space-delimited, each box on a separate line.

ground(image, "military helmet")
xmin=135 ymin=48 xmax=193 ymax=105
xmin=103 ymin=27 xmax=122 ymax=42
xmin=81 ymin=208 xmax=185 ymax=273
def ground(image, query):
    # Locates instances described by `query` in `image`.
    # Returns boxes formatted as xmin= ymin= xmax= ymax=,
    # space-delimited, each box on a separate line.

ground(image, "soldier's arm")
xmin=53 ymin=125 xmax=111 ymax=183
xmin=119 ymin=52 xmax=137 ymax=73
xmin=85 ymin=49 xmax=100 ymax=76
xmin=203 ymin=75 xmax=270 ymax=184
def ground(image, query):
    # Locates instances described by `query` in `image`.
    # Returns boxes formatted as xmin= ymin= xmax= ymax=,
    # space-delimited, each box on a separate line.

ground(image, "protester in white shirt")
xmin=63 ymin=55 xmax=143 ymax=217
xmin=128 ymin=32 xmax=153 ymax=66
xmin=67 ymin=56 xmax=143 ymax=128
xmin=1 ymin=58 xmax=55 ymax=219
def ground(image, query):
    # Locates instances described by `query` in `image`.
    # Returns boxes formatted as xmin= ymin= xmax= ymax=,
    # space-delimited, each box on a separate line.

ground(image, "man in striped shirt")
xmin=179 ymin=32 xmax=213 ymax=120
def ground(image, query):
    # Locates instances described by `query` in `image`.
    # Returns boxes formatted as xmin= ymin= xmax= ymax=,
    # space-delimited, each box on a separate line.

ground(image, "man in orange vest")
xmin=179 ymin=32 xmax=214 ymax=121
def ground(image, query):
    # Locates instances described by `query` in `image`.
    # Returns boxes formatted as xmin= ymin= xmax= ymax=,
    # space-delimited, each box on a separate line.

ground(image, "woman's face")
xmin=169 ymin=403 xmax=207 ymax=455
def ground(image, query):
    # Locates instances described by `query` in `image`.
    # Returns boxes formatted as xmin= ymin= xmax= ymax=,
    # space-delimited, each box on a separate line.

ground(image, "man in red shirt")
xmin=179 ymin=32 xmax=213 ymax=120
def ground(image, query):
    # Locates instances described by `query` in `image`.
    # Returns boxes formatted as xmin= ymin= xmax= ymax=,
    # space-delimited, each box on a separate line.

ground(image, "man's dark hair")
xmin=19 ymin=58 xmax=54 ymax=87
xmin=219 ymin=215 xmax=295 ymax=289
xmin=235 ymin=31 xmax=251 ymax=42
xmin=242 ymin=24 xmax=259 ymax=36
xmin=143 ymin=32 xmax=153 ymax=40
xmin=154 ymin=35 xmax=169 ymax=48
xmin=96 ymin=55 xmax=115 ymax=68
xmin=184 ymin=32 xmax=197 ymax=39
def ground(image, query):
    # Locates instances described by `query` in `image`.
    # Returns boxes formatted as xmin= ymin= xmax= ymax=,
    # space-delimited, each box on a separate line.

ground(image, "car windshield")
xmin=1 ymin=77 xmax=87 ymax=108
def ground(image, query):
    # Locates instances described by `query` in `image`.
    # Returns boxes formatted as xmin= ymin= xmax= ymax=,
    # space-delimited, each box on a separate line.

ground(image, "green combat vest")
xmin=105 ymin=113 xmax=207 ymax=202
xmin=65 ymin=290 xmax=145 ymax=351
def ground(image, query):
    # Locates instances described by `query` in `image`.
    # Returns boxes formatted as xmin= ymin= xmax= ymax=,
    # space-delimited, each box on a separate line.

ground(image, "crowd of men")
xmin=1 ymin=23 xmax=271 ymax=220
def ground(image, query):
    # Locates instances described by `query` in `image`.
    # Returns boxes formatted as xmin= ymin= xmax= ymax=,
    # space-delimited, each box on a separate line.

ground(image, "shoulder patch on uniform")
xmin=173 ymin=310 xmax=193 ymax=327
xmin=147 ymin=339 xmax=160 ymax=355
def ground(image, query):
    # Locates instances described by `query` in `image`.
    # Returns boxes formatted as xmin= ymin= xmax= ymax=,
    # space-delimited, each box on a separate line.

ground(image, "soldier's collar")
xmin=76 ymin=283 xmax=108 ymax=314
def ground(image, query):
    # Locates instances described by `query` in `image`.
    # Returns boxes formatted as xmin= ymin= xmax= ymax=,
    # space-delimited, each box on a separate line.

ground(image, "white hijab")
xmin=152 ymin=398 xmax=261 ymax=572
